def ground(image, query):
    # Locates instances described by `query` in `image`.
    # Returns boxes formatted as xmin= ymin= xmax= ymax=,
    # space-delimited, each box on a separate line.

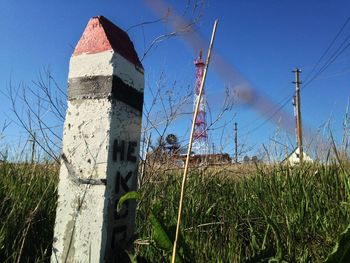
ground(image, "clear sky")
xmin=1 ymin=1 xmax=350 ymax=159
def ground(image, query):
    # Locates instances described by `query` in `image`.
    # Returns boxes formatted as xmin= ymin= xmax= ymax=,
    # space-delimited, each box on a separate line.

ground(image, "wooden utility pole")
xmin=29 ymin=132 xmax=36 ymax=164
xmin=293 ymin=68 xmax=303 ymax=163
xmin=234 ymin=122 xmax=238 ymax=163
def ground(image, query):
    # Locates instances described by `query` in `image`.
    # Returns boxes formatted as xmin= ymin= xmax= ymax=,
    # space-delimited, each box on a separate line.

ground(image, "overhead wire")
xmin=303 ymin=34 xmax=350 ymax=89
xmin=240 ymin=15 xmax=350 ymax=137
xmin=239 ymin=92 xmax=293 ymax=131
xmin=145 ymin=15 xmax=350 ymax=145
xmin=240 ymin=98 xmax=291 ymax=137
xmin=302 ymin=16 xmax=350 ymax=84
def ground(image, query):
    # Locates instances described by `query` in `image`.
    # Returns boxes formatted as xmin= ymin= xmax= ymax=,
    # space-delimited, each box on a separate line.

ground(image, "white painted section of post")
xmin=68 ymin=50 xmax=144 ymax=91
xmin=52 ymin=99 xmax=110 ymax=262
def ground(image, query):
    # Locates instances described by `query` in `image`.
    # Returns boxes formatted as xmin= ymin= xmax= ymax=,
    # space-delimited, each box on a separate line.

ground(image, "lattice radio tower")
xmin=192 ymin=50 xmax=209 ymax=155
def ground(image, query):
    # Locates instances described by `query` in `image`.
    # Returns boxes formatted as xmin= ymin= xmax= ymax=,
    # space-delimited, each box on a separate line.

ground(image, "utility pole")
xmin=234 ymin=122 xmax=238 ymax=163
xmin=212 ymin=143 xmax=215 ymax=163
xmin=292 ymin=95 xmax=297 ymax=146
xmin=29 ymin=132 xmax=36 ymax=164
xmin=292 ymin=68 xmax=303 ymax=164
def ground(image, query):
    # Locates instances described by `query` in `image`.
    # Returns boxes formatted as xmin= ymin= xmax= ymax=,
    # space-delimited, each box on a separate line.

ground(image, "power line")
xmin=301 ymin=15 xmax=350 ymax=88
xmin=241 ymin=15 xmax=350 ymax=137
xmin=303 ymin=15 xmax=350 ymax=84
xmin=240 ymin=99 xmax=291 ymax=137
xmin=240 ymin=93 xmax=292 ymax=132
xmin=303 ymin=36 xmax=350 ymax=89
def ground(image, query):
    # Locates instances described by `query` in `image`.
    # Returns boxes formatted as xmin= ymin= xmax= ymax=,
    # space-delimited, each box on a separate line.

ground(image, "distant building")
xmin=283 ymin=147 xmax=313 ymax=165
xmin=243 ymin=156 xmax=250 ymax=164
xmin=146 ymin=149 xmax=232 ymax=167
xmin=242 ymin=155 xmax=261 ymax=164
xmin=175 ymin=153 xmax=231 ymax=167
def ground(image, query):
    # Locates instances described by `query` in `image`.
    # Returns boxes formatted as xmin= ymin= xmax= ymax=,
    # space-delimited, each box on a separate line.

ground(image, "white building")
xmin=285 ymin=147 xmax=313 ymax=165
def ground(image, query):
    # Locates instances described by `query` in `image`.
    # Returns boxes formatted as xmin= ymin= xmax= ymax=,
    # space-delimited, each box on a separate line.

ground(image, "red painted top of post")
xmin=73 ymin=16 xmax=143 ymax=69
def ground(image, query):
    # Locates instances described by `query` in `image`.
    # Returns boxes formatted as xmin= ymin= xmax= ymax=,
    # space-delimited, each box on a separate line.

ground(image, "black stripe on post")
xmin=111 ymin=76 xmax=143 ymax=112
xmin=68 ymin=75 xmax=143 ymax=112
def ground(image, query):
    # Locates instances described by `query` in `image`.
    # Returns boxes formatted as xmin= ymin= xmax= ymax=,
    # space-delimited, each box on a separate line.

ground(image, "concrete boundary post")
xmin=51 ymin=16 xmax=144 ymax=262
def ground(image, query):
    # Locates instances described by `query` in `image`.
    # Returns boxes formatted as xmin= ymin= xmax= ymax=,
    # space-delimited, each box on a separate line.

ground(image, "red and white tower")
xmin=192 ymin=50 xmax=208 ymax=155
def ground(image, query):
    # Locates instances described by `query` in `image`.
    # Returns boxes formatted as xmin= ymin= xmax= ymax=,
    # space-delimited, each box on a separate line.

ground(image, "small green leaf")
xmin=149 ymin=211 xmax=183 ymax=263
xmin=117 ymin=191 xmax=140 ymax=212
xmin=149 ymin=211 xmax=173 ymax=252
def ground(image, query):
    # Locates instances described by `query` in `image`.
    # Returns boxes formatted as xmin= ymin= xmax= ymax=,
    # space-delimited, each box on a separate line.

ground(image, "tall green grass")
xmin=0 ymin=161 xmax=349 ymax=262
xmin=0 ymin=162 xmax=58 ymax=263
xmin=136 ymin=164 xmax=350 ymax=262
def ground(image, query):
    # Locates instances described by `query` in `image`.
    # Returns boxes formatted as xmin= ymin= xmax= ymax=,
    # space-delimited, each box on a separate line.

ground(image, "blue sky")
xmin=1 ymin=1 xmax=350 ymax=158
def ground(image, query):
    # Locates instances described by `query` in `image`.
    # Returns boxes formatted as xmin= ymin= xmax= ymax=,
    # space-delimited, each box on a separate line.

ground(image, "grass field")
xmin=0 ymin=161 xmax=350 ymax=262
xmin=0 ymin=162 xmax=58 ymax=263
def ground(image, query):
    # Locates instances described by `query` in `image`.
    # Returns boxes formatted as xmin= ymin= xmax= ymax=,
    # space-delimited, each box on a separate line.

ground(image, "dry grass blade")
xmin=171 ymin=18 xmax=218 ymax=263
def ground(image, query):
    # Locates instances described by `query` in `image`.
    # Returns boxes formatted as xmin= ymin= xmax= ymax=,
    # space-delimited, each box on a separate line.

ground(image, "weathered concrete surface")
xmin=51 ymin=16 xmax=144 ymax=263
